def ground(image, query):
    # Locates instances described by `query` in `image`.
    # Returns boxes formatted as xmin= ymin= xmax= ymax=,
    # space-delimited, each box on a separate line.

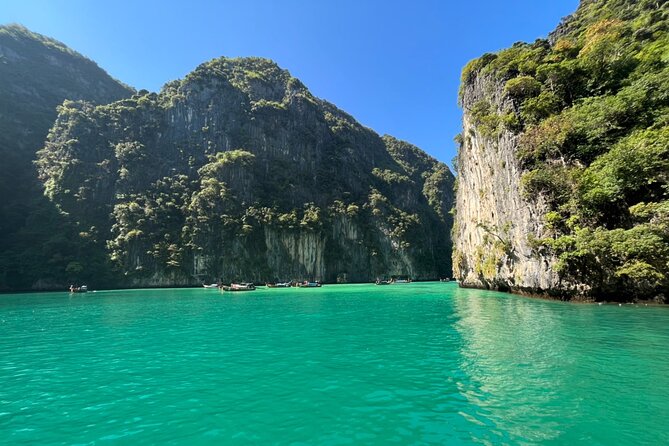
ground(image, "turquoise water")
xmin=1 ymin=283 xmax=668 ymax=445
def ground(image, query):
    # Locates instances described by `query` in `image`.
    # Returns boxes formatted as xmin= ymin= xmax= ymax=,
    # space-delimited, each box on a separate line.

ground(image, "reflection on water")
xmin=453 ymin=288 xmax=571 ymax=443
xmin=452 ymin=287 xmax=669 ymax=445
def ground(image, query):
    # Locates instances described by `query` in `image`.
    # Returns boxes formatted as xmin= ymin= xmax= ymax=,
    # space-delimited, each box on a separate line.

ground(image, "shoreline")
xmin=3 ymin=281 xmax=667 ymax=306
xmin=456 ymin=282 xmax=668 ymax=306
xmin=0 ymin=279 xmax=455 ymax=295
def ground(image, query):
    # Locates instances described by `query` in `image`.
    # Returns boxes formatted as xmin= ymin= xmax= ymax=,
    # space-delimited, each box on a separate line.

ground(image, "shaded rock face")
xmin=0 ymin=25 xmax=133 ymax=290
xmin=38 ymin=57 xmax=454 ymax=286
xmin=453 ymin=75 xmax=565 ymax=296
xmin=0 ymin=24 xmax=131 ymax=182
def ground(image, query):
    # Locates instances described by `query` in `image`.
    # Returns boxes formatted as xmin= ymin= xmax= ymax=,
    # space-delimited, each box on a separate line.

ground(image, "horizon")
xmin=1 ymin=0 xmax=579 ymax=168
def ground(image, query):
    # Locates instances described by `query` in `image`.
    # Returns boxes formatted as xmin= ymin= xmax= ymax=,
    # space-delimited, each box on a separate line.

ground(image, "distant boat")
xmin=297 ymin=281 xmax=322 ymax=288
xmin=69 ymin=285 xmax=88 ymax=293
xmin=267 ymin=282 xmax=292 ymax=288
xmin=375 ymin=278 xmax=411 ymax=285
xmin=221 ymin=283 xmax=256 ymax=292
xmin=202 ymin=283 xmax=219 ymax=289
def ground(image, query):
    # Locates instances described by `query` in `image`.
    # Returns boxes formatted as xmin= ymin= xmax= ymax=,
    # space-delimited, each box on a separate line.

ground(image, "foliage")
xmin=460 ymin=0 xmax=669 ymax=299
xmin=519 ymin=91 xmax=563 ymax=125
xmin=520 ymin=165 xmax=577 ymax=207
xmin=504 ymin=76 xmax=542 ymax=101
xmin=469 ymin=100 xmax=501 ymax=139
xmin=461 ymin=53 xmax=498 ymax=86
xmin=24 ymin=55 xmax=455 ymax=288
xmin=578 ymin=127 xmax=669 ymax=222
xmin=371 ymin=168 xmax=410 ymax=186
xmin=0 ymin=25 xmax=133 ymax=291
xmin=300 ymin=203 xmax=323 ymax=229
xmin=546 ymin=223 xmax=669 ymax=299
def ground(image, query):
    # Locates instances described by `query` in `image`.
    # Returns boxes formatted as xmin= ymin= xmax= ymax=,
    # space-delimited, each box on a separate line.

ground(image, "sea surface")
xmin=1 ymin=283 xmax=668 ymax=445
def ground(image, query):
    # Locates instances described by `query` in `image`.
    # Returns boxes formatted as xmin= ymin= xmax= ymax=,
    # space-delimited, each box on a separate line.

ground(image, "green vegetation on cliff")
xmin=34 ymin=57 xmax=454 ymax=287
xmin=461 ymin=0 xmax=669 ymax=299
xmin=0 ymin=24 xmax=133 ymax=290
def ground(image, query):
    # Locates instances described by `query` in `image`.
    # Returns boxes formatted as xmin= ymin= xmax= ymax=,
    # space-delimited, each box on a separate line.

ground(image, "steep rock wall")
xmin=38 ymin=57 xmax=454 ymax=287
xmin=453 ymin=0 xmax=669 ymax=301
xmin=454 ymin=0 xmax=669 ymax=303
xmin=0 ymin=25 xmax=133 ymax=290
xmin=453 ymin=75 xmax=566 ymax=295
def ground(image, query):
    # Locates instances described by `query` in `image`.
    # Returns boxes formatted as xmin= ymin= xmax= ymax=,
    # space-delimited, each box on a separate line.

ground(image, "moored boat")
xmin=69 ymin=285 xmax=88 ymax=293
xmin=221 ymin=283 xmax=256 ymax=292
xmin=374 ymin=278 xmax=412 ymax=285
xmin=266 ymin=281 xmax=292 ymax=288
xmin=297 ymin=281 xmax=322 ymax=288
xmin=203 ymin=283 xmax=219 ymax=288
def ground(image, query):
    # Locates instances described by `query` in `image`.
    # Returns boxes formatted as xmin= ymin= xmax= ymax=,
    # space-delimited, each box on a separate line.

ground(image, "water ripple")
xmin=1 ymin=284 xmax=668 ymax=444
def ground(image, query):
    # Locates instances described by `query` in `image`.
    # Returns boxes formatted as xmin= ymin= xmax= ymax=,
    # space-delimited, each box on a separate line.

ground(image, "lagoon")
xmin=1 ymin=283 xmax=668 ymax=445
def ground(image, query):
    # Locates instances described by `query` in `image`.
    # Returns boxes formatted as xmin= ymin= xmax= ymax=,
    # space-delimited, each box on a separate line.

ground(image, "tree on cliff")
xmin=35 ymin=57 xmax=454 ymax=288
xmin=457 ymin=0 xmax=669 ymax=300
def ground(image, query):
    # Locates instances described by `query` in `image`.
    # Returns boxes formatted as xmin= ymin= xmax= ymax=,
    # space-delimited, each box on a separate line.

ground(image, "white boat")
xmin=376 ymin=278 xmax=412 ymax=284
xmin=267 ymin=282 xmax=292 ymax=288
xmin=203 ymin=283 xmax=219 ymax=289
xmin=221 ymin=283 xmax=256 ymax=292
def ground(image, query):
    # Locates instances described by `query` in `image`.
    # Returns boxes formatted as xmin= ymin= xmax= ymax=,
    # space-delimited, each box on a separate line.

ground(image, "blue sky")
xmin=1 ymin=0 xmax=579 ymax=168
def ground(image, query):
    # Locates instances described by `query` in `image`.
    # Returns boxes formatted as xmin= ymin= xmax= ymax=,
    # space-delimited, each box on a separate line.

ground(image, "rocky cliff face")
xmin=38 ymin=57 xmax=453 ymax=287
xmin=453 ymin=0 xmax=669 ymax=301
xmin=0 ymin=24 xmax=133 ymax=290
xmin=454 ymin=75 xmax=565 ymax=296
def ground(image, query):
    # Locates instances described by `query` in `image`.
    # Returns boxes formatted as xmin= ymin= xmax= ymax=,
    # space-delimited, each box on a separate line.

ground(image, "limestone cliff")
xmin=0 ymin=24 xmax=133 ymax=290
xmin=454 ymin=74 xmax=565 ymax=296
xmin=37 ymin=57 xmax=453 ymax=287
xmin=454 ymin=0 xmax=669 ymax=301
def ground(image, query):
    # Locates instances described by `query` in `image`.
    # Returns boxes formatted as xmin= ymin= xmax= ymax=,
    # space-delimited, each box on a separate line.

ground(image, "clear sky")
xmin=1 ymin=0 xmax=579 ymax=168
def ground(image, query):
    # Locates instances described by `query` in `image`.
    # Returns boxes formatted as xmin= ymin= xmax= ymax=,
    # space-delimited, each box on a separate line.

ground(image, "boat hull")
xmin=297 ymin=282 xmax=321 ymax=288
xmin=221 ymin=283 xmax=256 ymax=292
xmin=267 ymin=283 xmax=292 ymax=288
